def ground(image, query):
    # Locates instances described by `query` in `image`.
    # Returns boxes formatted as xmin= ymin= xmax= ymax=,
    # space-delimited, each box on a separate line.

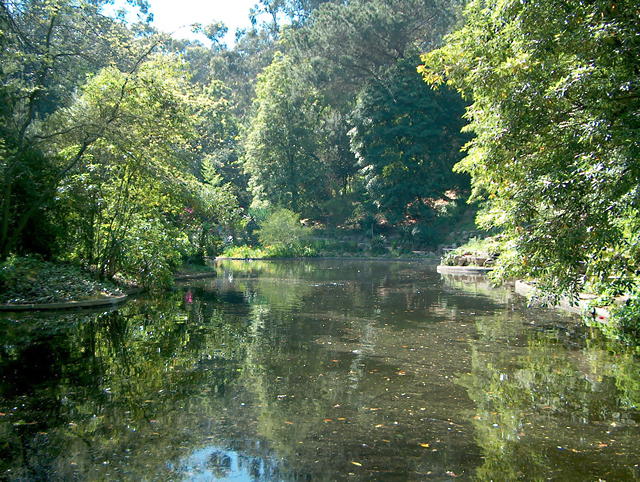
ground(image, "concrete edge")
xmin=0 ymin=294 xmax=129 ymax=312
xmin=514 ymin=280 xmax=611 ymax=319
xmin=437 ymin=265 xmax=494 ymax=275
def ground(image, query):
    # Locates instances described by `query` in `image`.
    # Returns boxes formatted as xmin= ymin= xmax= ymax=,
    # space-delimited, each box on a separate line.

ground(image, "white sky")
xmin=106 ymin=0 xmax=258 ymax=46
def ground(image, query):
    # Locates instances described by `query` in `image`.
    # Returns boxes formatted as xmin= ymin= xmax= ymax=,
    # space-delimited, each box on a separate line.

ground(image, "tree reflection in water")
xmin=0 ymin=260 xmax=638 ymax=481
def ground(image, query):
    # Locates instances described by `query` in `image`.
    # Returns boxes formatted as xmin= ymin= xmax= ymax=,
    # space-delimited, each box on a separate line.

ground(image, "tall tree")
xmin=421 ymin=0 xmax=640 ymax=298
xmin=297 ymin=0 xmax=458 ymax=97
xmin=243 ymin=53 xmax=327 ymax=214
xmin=57 ymin=55 xmax=244 ymax=284
xmin=0 ymin=0 xmax=155 ymax=258
xmin=350 ymin=56 xmax=469 ymax=226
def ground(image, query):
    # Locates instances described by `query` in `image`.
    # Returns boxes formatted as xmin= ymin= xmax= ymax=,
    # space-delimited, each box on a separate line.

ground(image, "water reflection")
xmin=177 ymin=445 xmax=282 ymax=481
xmin=0 ymin=260 xmax=638 ymax=481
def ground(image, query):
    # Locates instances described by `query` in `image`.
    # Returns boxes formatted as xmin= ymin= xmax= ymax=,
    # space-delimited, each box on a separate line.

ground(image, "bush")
xmin=610 ymin=294 xmax=640 ymax=344
xmin=255 ymin=208 xmax=311 ymax=250
xmin=122 ymin=220 xmax=186 ymax=289
xmin=222 ymin=245 xmax=267 ymax=258
xmin=370 ymin=235 xmax=387 ymax=255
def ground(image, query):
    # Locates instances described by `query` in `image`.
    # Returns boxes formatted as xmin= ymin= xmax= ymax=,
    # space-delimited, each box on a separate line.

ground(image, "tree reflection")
xmin=0 ymin=295 xmax=252 ymax=481
xmin=2 ymin=261 xmax=640 ymax=481
xmin=461 ymin=311 xmax=640 ymax=481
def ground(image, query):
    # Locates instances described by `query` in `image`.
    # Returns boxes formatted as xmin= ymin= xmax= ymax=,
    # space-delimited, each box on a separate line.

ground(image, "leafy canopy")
xmin=421 ymin=0 xmax=640 ymax=298
xmin=350 ymin=55 xmax=469 ymax=226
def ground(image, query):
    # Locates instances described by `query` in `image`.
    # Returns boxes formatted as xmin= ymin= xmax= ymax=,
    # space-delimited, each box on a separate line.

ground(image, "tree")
xmin=53 ymin=57 xmax=193 ymax=281
xmin=0 ymin=0 xmax=155 ymax=259
xmin=420 ymin=0 xmax=640 ymax=298
xmin=208 ymin=26 xmax=280 ymax=121
xmin=281 ymin=0 xmax=465 ymax=229
xmin=317 ymin=107 xmax=358 ymax=197
xmin=56 ymin=55 xmax=244 ymax=285
xmin=298 ymin=0 xmax=458 ymax=97
xmin=350 ymin=56 xmax=469 ymax=226
xmin=243 ymin=53 xmax=327 ymax=214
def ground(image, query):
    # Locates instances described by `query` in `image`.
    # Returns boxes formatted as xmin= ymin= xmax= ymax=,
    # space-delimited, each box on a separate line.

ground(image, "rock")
xmin=474 ymin=257 xmax=487 ymax=267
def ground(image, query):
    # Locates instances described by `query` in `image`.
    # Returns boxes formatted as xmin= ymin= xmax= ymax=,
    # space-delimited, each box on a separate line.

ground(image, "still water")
xmin=1 ymin=259 xmax=639 ymax=481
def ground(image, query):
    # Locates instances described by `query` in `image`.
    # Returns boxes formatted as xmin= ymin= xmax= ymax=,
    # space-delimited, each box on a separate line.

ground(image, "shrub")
xmin=610 ymin=294 xmax=640 ymax=345
xmin=255 ymin=208 xmax=311 ymax=250
xmin=370 ymin=235 xmax=387 ymax=255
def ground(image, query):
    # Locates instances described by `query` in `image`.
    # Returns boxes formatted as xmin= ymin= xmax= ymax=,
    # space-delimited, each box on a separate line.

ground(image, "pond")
xmin=1 ymin=259 xmax=639 ymax=481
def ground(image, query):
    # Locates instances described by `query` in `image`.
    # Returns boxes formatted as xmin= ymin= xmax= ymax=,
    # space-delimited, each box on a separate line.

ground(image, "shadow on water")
xmin=0 ymin=259 xmax=639 ymax=481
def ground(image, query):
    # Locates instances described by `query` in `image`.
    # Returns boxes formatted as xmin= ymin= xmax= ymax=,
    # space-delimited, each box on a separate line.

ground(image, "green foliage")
xmin=121 ymin=218 xmax=187 ymax=290
xmin=0 ymin=0 xmax=246 ymax=287
xmin=421 ymin=0 xmax=640 ymax=299
xmin=598 ymin=294 xmax=640 ymax=347
xmin=243 ymin=53 xmax=328 ymax=214
xmin=222 ymin=244 xmax=268 ymax=259
xmin=52 ymin=56 xmax=243 ymax=287
xmin=255 ymin=208 xmax=311 ymax=250
xmin=0 ymin=0 xmax=143 ymax=258
xmin=221 ymin=243 xmax=318 ymax=259
xmin=0 ymin=255 xmax=123 ymax=304
xmin=302 ymin=0 xmax=458 ymax=97
xmin=350 ymin=55 xmax=470 ymax=227
xmin=369 ymin=235 xmax=387 ymax=256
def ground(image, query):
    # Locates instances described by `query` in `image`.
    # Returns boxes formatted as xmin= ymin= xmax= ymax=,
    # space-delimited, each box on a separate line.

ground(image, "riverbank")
xmin=514 ymin=280 xmax=613 ymax=320
xmin=215 ymin=255 xmax=440 ymax=262
xmin=0 ymin=258 xmax=224 ymax=311
xmin=0 ymin=257 xmax=127 ymax=308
